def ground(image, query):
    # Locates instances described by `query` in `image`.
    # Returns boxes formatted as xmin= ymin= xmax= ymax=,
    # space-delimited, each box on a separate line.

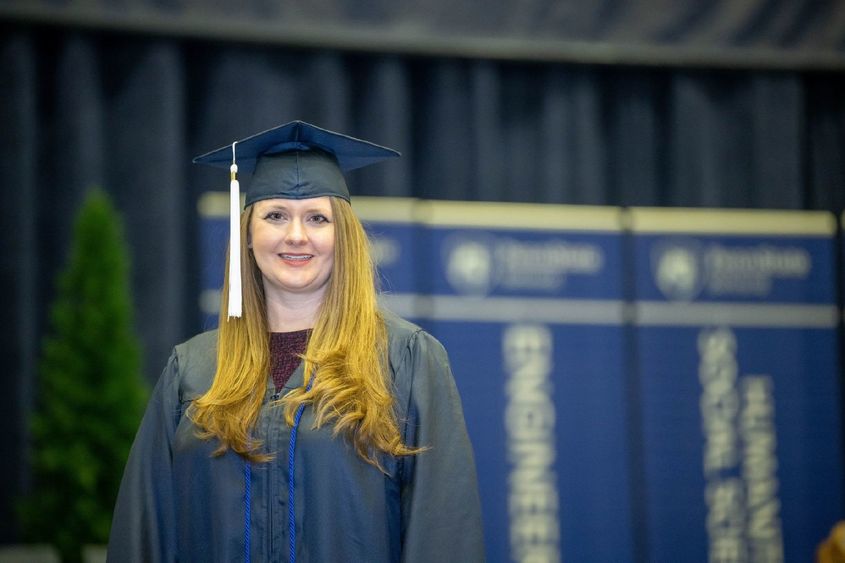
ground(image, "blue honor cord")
xmin=242 ymin=375 xmax=315 ymax=563
xmin=287 ymin=375 xmax=314 ymax=563
xmin=243 ymin=461 xmax=251 ymax=561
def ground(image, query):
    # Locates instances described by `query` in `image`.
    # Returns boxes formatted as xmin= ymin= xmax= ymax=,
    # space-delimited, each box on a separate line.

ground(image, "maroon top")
xmin=268 ymin=329 xmax=310 ymax=391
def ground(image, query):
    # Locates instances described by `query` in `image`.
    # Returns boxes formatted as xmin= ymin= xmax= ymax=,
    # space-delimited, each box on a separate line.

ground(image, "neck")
xmin=263 ymin=288 xmax=325 ymax=332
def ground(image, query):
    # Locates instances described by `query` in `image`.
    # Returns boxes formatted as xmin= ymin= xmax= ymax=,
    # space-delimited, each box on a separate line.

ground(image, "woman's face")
xmin=249 ymin=197 xmax=335 ymax=301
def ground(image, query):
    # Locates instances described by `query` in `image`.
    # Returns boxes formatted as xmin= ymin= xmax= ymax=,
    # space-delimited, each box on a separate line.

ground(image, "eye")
xmin=264 ymin=211 xmax=285 ymax=221
xmin=309 ymin=213 xmax=331 ymax=224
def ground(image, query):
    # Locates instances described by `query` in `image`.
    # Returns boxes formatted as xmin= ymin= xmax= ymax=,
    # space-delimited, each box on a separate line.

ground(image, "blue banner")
xmin=630 ymin=208 xmax=843 ymax=562
xmin=357 ymin=199 xmax=635 ymax=562
xmin=197 ymin=194 xmax=231 ymax=329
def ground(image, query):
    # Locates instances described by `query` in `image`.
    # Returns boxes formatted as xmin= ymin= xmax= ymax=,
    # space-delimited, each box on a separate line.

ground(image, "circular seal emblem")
xmin=652 ymin=240 xmax=704 ymax=301
xmin=442 ymin=234 xmax=496 ymax=296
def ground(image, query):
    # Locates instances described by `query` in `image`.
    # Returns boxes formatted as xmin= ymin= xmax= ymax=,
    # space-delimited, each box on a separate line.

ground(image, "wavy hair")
xmin=189 ymin=197 xmax=419 ymax=470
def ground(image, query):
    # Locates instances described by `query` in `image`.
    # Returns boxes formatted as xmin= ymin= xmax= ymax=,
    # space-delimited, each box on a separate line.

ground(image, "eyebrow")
xmin=259 ymin=203 xmax=332 ymax=215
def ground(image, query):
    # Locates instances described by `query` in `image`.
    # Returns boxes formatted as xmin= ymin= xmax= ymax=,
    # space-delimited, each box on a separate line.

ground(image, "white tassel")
xmin=228 ymin=143 xmax=242 ymax=318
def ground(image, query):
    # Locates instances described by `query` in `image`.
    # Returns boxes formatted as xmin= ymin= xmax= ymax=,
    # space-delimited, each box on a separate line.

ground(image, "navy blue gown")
xmin=107 ymin=310 xmax=485 ymax=562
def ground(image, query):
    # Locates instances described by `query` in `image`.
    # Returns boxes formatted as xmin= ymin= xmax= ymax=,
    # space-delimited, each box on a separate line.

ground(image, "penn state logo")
xmin=651 ymin=240 xmax=704 ymax=301
xmin=442 ymin=234 xmax=496 ymax=296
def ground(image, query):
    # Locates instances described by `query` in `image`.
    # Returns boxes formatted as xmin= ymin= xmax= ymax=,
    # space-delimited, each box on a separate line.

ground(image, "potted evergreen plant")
xmin=19 ymin=188 xmax=149 ymax=563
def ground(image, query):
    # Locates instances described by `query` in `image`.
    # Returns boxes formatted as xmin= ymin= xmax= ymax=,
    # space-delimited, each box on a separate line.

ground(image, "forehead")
xmin=253 ymin=196 xmax=333 ymax=212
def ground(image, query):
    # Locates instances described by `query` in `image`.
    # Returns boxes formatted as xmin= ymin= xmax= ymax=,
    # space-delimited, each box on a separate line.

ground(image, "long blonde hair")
xmin=190 ymin=197 xmax=419 ymax=469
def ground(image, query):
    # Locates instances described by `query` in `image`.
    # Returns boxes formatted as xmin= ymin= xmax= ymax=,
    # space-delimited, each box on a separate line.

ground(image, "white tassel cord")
xmin=228 ymin=142 xmax=242 ymax=318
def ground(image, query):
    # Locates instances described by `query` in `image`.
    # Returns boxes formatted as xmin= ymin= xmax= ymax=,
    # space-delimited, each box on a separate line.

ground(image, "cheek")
xmin=317 ymin=227 xmax=336 ymax=256
xmin=249 ymin=224 xmax=275 ymax=251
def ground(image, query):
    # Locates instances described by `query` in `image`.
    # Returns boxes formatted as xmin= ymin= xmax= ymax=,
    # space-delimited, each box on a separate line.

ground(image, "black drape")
xmin=2 ymin=25 xmax=845 ymax=541
xmin=4 ymin=0 xmax=845 ymax=68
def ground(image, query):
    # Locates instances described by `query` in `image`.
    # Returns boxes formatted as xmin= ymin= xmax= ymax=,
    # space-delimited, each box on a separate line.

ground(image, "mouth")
xmin=280 ymin=254 xmax=313 ymax=261
xmin=278 ymin=253 xmax=314 ymax=267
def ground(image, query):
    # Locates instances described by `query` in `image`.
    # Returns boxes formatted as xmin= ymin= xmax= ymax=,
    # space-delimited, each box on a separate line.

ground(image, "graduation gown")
xmin=107 ymin=310 xmax=485 ymax=562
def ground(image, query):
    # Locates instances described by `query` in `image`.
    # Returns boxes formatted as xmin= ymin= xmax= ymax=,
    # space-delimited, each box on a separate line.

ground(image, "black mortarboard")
xmin=192 ymin=120 xmax=400 ymax=204
xmin=192 ymin=120 xmax=400 ymax=318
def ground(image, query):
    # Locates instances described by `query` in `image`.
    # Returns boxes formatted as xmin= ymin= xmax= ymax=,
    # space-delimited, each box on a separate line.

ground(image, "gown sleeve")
xmin=107 ymin=350 xmax=181 ymax=563
xmin=399 ymin=330 xmax=486 ymax=563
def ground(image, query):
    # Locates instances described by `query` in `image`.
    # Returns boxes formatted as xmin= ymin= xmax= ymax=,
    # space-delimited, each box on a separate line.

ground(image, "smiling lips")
xmin=280 ymin=253 xmax=313 ymax=266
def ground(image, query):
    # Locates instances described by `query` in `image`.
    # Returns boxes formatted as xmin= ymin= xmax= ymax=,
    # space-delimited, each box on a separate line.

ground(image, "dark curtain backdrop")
xmin=3 ymin=25 xmax=845 ymax=541
xmin=4 ymin=0 xmax=845 ymax=68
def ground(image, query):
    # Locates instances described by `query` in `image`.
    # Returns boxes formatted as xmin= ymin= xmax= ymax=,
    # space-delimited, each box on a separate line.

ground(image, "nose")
xmin=285 ymin=218 xmax=307 ymax=245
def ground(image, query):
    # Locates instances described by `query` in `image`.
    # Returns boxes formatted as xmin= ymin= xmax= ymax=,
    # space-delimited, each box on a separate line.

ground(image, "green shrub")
xmin=20 ymin=188 xmax=149 ymax=562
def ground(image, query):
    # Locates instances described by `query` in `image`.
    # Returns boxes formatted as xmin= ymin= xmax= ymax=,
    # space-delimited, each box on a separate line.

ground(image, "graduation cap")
xmin=193 ymin=120 xmax=400 ymax=318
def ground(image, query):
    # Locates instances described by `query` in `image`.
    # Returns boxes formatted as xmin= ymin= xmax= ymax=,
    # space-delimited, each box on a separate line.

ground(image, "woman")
xmin=107 ymin=122 xmax=485 ymax=562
